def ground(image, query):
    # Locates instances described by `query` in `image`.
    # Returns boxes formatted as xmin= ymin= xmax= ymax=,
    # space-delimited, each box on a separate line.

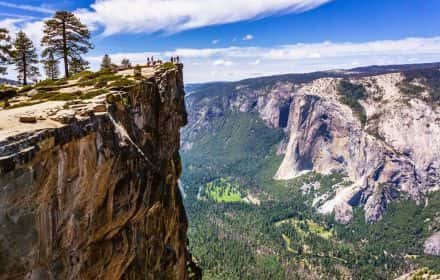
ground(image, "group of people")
xmin=146 ymin=56 xmax=181 ymax=67
xmin=146 ymin=56 xmax=161 ymax=66
xmin=170 ymin=56 xmax=180 ymax=63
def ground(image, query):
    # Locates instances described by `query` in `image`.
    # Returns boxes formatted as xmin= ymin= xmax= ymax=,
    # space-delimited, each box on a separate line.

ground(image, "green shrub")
xmin=109 ymin=77 xmax=136 ymax=90
xmin=161 ymin=62 xmax=176 ymax=70
xmin=35 ymin=79 xmax=57 ymax=87
xmin=17 ymin=85 xmax=33 ymax=93
xmin=400 ymin=69 xmax=440 ymax=103
xmin=133 ymin=65 xmax=142 ymax=79
xmin=54 ymin=79 xmax=68 ymax=86
xmin=0 ymin=85 xmax=17 ymax=99
xmin=31 ymin=91 xmax=81 ymax=101
xmin=338 ymin=80 xmax=368 ymax=126
xmin=399 ymin=82 xmax=424 ymax=96
xmin=68 ymin=70 xmax=94 ymax=80
xmin=94 ymin=79 xmax=108 ymax=88
xmin=78 ymin=72 xmax=118 ymax=88
xmin=80 ymin=89 xmax=109 ymax=100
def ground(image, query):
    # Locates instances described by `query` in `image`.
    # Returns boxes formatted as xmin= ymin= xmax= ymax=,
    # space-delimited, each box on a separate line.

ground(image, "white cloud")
xmin=81 ymin=36 xmax=440 ymax=83
xmin=0 ymin=1 xmax=54 ymax=14
xmin=2 ymin=19 xmax=46 ymax=53
xmin=3 ymin=20 xmax=440 ymax=84
xmin=250 ymin=59 xmax=261 ymax=65
xmin=243 ymin=34 xmax=254 ymax=41
xmin=0 ymin=18 xmax=25 ymax=33
xmin=87 ymin=51 xmax=161 ymax=66
xmin=212 ymin=39 xmax=220 ymax=45
xmin=76 ymin=0 xmax=332 ymax=36
xmin=213 ymin=59 xmax=234 ymax=66
xmin=308 ymin=52 xmax=321 ymax=58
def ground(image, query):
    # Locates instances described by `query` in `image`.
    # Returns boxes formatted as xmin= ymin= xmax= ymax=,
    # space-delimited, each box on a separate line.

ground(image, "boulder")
xmin=19 ymin=115 xmax=37 ymax=123
xmin=50 ymin=109 xmax=76 ymax=124
xmin=93 ymin=104 xmax=107 ymax=113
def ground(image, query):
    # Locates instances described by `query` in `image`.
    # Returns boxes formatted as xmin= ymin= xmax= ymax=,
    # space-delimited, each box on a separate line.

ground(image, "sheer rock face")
xmin=183 ymin=71 xmax=440 ymax=223
xmin=0 ymin=67 xmax=200 ymax=279
xmin=274 ymin=74 xmax=440 ymax=222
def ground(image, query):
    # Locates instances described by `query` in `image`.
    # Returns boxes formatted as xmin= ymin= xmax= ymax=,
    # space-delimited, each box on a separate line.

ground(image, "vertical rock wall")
xmin=0 ymin=66 xmax=200 ymax=279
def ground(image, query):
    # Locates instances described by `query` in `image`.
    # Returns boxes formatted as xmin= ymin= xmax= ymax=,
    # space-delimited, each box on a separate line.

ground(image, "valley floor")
xmin=181 ymin=111 xmax=440 ymax=279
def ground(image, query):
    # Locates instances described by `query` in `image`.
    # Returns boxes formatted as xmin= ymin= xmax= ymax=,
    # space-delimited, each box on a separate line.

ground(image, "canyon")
xmin=181 ymin=63 xmax=440 ymax=278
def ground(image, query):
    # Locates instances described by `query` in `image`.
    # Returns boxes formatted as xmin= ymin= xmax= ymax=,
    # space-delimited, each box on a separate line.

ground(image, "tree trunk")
xmin=22 ymin=52 xmax=27 ymax=86
xmin=62 ymin=20 xmax=69 ymax=78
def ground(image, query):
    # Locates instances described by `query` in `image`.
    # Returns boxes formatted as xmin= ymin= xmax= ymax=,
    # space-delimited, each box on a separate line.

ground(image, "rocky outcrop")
xmin=424 ymin=232 xmax=440 ymax=256
xmin=0 ymin=66 xmax=200 ymax=279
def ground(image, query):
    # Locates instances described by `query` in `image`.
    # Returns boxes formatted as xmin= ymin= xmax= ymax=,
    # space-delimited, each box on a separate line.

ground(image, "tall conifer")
xmin=41 ymin=11 xmax=93 ymax=78
xmin=12 ymin=31 xmax=39 ymax=85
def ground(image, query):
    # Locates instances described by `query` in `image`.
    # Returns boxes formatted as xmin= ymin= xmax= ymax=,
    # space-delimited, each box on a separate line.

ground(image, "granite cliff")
xmin=183 ymin=64 xmax=440 ymax=224
xmin=0 ymin=64 xmax=200 ymax=279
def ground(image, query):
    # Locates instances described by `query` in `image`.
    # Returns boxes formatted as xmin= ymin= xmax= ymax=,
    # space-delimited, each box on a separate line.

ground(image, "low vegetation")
xmin=0 ymin=84 xmax=17 ymax=99
xmin=399 ymin=68 xmax=440 ymax=104
xmin=203 ymin=178 xmax=243 ymax=203
xmin=337 ymin=79 xmax=368 ymax=126
xmin=1 ymin=69 xmax=135 ymax=108
xmin=160 ymin=61 xmax=177 ymax=71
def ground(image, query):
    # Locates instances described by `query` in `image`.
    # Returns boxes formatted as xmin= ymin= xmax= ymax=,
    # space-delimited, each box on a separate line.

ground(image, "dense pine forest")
xmin=181 ymin=111 xmax=440 ymax=279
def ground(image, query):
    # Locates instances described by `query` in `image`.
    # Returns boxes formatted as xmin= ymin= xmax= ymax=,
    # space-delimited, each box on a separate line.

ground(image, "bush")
xmin=80 ymin=89 xmax=109 ymax=100
xmin=0 ymin=85 xmax=17 ymax=99
xmin=338 ymin=80 xmax=368 ymax=126
xmin=35 ymin=79 xmax=57 ymax=87
xmin=109 ymin=77 xmax=136 ymax=90
xmin=17 ymin=85 xmax=33 ymax=93
xmin=31 ymin=91 xmax=80 ymax=101
xmin=133 ymin=65 xmax=142 ymax=79
xmin=400 ymin=68 xmax=440 ymax=103
xmin=161 ymin=62 xmax=176 ymax=70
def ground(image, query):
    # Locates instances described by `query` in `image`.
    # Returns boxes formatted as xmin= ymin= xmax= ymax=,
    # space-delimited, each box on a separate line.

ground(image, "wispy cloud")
xmin=0 ymin=18 xmax=45 ymax=48
xmin=213 ymin=59 xmax=234 ymax=66
xmin=84 ymin=36 xmax=440 ymax=83
xmin=243 ymin=34 xmax=254 ymax=41
xmin=76 ymin=0 xmax=332 ymax=36
xmin=0 ymin=1 xmax=54 ymax=14
xmin=250 ymin=59 xmax=261 ymax=65
xmin=0 ymin=12 xmax=41 ymax=20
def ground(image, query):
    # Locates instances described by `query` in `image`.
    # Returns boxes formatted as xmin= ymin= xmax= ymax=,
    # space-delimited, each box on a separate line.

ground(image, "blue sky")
xmin=1 ymin=0 xmax=440 ymax=82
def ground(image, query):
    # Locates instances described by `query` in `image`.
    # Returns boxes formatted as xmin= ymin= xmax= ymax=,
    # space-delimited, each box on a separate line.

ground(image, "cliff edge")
xmin=0 ymin=64 xmax=200 ymax=279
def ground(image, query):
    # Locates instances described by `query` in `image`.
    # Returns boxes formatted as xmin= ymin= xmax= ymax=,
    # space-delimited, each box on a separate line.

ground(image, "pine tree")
xmin=69 ymin=57 xmax=89 ymax=75
xmin=0 ymin=28 xmax=12 ymax=75
xmin=42 ymin=51 xmax=59 ymax=80
xmin=101 ymin=54 xmax=112 ymax=71
xmin=12 ymin=31 xmax=39 ymax=85
xmin=121 ymin=58 xmax=131 ymax=69
xmin=41 ymin=11 xmax=93 ymax=78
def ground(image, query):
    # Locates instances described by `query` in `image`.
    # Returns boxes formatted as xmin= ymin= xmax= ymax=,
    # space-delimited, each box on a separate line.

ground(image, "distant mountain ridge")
xmin=185 ymin=62 xmax=440 ymax=96
xmin=0 ymin=78 xmax=18 ymax=85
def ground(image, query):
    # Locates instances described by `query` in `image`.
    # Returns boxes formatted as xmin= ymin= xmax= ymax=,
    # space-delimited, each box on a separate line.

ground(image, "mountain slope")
xmin=181 ymin=63 xmax=440 ymax=279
